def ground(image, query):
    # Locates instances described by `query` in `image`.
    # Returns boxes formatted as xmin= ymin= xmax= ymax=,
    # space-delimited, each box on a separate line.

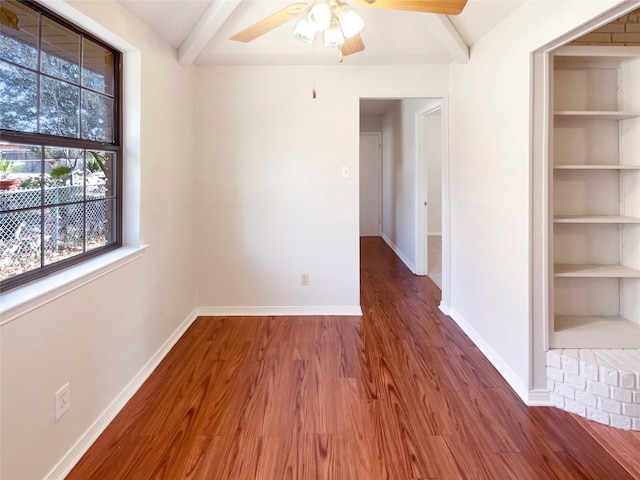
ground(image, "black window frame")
xmin=0 ymin=0 xmax=123 ymax=292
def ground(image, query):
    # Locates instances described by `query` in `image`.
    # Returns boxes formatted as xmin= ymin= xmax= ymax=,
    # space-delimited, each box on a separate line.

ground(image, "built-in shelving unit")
xmin=554 ymin=264 xmax=640 ymax=277
xmin=550 ymin=46 xmax=640 ymax=349
xmin=555 ymin=111 xmax=640 ymax=119
xmin=554 ymin=215 xmax=640 ymax=223
xmin=554 ymin=165 xmax=640 ymax=170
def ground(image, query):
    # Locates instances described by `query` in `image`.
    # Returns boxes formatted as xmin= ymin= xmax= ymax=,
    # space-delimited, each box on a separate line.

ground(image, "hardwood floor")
xmin=67 ymin=237 xmax=636 ymax=479
xmin=571 ymin=414 xmax=640 ymax=479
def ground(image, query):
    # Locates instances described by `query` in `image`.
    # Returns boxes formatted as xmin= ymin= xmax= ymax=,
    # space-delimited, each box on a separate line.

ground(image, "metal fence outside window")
xmin=0 ymin=185 xmax=111 ymax=281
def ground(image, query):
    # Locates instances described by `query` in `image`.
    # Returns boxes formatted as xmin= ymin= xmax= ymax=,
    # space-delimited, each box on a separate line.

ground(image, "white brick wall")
xmin=576 ymin=390 xmax=597 ymax=408
xmin=546 ymin=349 xmax=640 ymax=431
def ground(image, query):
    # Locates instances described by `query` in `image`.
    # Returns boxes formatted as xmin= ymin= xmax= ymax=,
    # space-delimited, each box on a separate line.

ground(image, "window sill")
xmin=0 ymin=245 xmax=148 ymax=326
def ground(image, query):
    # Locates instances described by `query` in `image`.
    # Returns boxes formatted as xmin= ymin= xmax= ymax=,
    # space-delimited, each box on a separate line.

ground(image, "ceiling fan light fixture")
xmin=294 ymin=16 xmax=316 ymax=43
xmin=336 ymin=4 xmax=364 ymax=38
xmin=308 ymin=0 xmax=332 ymax=31
xmin=324 ymin=19 xmax=345 ymax=47
xmin=292 ymin=0 xmax=365 ymax=52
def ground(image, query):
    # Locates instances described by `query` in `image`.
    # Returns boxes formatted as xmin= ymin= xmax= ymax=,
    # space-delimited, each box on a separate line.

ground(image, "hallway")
xmin=66 ymin=237 xmax=634 ymax=479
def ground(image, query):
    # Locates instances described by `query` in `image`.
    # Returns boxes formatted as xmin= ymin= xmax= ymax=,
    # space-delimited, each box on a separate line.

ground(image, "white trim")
xmin=382 ymin=234 xmax=417 ymax=273
xmin=415 ymin=103 xmax=443 ymax=276
xmin=414 ymin=99 xmax=451 ymax=313
xmin=42 ymin=308 xmax=200 ymax=480
xmin=428 ymin=232 xmax=442 ymax=237
xmin=0 ymin=246 xmax=148 ymax=326
xmin=526 ymin=389 xmax=553 ymax=407
xmin=531 ymin=49 xmax=553 ymax=398
xmin=422 ymin=14 xmax=469 ymax=64
xmin=438 ymin=302 xmax=451 ymax=316
xmin=440 ymin=99 xmax=452 ymax=312
xmin=448 ymin=307 xmax=529 ymax=403
xmin=40 ymin=1 xmax=136 ymax=52
xmin=196 ymin=306 xmax=363 ymax=317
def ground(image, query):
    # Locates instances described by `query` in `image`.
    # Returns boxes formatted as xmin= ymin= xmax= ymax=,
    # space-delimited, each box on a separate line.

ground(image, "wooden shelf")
xmin=554 ymin=164 xmax=640 ymax=170
xmin=554 ymin=45 xmax=640 ymax=60
xmin=554 ymin=215 xmax=640 ymax=224
xmin=552 ymin=315 xmax=640 ymax=349
xmin=554 ymin=264 xmax=640 ymax=277
xmin=554 ymin=111 xmax=640 ymax=120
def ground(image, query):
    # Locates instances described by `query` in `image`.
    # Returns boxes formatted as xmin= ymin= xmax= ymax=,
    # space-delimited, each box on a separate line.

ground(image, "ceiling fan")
xmin=230 ymin=0 xmax=468 ymax=60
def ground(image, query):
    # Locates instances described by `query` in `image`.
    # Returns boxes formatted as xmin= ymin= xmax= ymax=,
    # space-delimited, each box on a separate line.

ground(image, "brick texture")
xmin=571 ymin=7 xmax=640 ymax=46
xmin=547 ymin=349 xmax=640 ymax=431
xmin=576 ymin=390 xmax=597 ymax=408
xmin=587 ymin=407 xmax=610 ymax=425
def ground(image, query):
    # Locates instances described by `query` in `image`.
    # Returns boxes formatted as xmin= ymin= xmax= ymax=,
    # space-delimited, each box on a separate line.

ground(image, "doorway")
xmin=359 ymin=98 xmax=450 ymax=311
xmin=415 ymin=105 xmax=444 ymax=290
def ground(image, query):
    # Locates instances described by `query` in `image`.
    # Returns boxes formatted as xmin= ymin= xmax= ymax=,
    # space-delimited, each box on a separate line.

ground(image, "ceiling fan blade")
xmin=341 ymin=34 xmax=365 ymax=56
xmin=1 ymin=6 xmax=20 ymax=30
xmin=355 ymin=0 xmax=467 ymax=15
xmin=230 ymin=3 xmax=309 ymax=42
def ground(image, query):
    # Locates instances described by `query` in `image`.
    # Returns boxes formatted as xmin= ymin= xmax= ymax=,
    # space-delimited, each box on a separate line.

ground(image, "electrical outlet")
xmin=301 ymin=273 xmax=310 ymax=286
xmin=54 ymin=383 xmax=70 ymax=421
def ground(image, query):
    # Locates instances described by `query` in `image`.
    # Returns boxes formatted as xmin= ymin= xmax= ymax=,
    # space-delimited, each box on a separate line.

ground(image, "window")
xmin=0 ymin=0 xmax=121 ymax=292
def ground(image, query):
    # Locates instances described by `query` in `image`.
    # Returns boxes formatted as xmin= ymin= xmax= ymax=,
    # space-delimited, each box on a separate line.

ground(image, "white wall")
xmin=381 ymin=98 xmax=440 ymax=272
xmin=447 ymin=0 xmax=627 ymax=400
xmin=195 ymin=66 xmax=448 ymax=311
xmin=381 ymin=101 xmax=404 ymax=260
xmin=360 ymin=114 xmax=383 ymax=132
xmin=0 ymin=2 xmax=198 ymax=479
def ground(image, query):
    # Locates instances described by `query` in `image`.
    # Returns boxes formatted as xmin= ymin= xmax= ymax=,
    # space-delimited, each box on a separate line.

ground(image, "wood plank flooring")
xmin=67 ymin=237 xmax=637 ymax=479
xmin=572 ymin=414 xmax=640 ymax=478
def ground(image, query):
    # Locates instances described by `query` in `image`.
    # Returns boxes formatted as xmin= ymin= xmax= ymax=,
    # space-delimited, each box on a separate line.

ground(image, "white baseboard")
xmin=427 ymin=232 xmax=442 ymax=237
xmin=42 ymin=305 xmax=361 ymax=479
xmin=43 ymin=308 xmax=200 ymax=480
xmin=381 ymin=234 xmax=416 ymax=273
xmin=38 ymin=303 xmax=546 ymax=480
xmin=438 ymin=302 xmax=451 ymax=315
xmin=196 ymin=306 xmax=363 ymax=317
xmin=526 ymin=389 xmax=553 ymax=406
xmin=448 ymin=307 xmax=529 ymax=404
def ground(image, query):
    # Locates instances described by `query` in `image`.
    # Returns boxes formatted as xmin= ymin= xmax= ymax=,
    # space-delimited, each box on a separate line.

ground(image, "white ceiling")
xmin=118 ymin=0 xmax=524 ymax=66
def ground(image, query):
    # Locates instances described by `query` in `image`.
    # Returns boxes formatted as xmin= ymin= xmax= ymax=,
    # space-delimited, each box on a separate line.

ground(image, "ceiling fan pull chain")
xmin=312 ymin=50 xmax=317 ymax=99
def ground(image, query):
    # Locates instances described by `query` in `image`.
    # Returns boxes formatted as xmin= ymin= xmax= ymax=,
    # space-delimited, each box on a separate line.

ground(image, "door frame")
xmin=359 ymin=132 xmax=382 ymax=236
xmin=414 ymin=100 xmax=451 ymax=311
